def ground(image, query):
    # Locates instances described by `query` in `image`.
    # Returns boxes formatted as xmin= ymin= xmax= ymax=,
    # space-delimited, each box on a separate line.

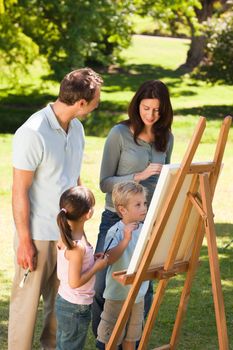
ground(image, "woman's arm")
xmin=165 ymin=132 xmax=174 ymax=164
xmin=100 ymin=126 xmax=134 ymax=193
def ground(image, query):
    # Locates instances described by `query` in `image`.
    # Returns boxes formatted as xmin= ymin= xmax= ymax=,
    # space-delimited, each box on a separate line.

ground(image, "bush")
xmin=198 ymin=11 xmax=233 ymax=84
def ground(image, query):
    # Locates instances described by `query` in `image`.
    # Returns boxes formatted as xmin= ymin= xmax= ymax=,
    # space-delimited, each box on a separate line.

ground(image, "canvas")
xmin=127 ymin=162 xmax=212 ymax=275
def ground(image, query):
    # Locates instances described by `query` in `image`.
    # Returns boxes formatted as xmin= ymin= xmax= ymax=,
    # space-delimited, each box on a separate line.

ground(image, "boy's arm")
xmin=107 ymin=222 xmax=138 ymax=265
xmin=106 ymin=237 xmax=130 ymax=265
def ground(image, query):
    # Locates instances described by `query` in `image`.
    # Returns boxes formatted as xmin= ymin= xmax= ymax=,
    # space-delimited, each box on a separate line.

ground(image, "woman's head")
xmin=127 ymin=80 xmax=173 ymax=151
xmin=57 ymin=186 xmax=95 ymax=249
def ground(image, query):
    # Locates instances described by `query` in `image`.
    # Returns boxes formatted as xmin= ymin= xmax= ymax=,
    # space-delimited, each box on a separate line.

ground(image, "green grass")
xmin=1 ymin=120 xmax=233 ymax=349
xmin=0 ymin=35 xmax=233 ymax=349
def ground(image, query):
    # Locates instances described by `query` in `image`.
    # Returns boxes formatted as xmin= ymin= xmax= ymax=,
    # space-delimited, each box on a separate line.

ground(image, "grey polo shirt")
xmin=100 ymin=124 xmax=174 ymax=210
xmin=13 ymin=104 xmax=85 ymax=240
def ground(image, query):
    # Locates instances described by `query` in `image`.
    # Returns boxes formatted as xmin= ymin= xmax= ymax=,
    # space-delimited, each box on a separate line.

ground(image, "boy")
xmin=97 ymin=181 xmax=149 ymax=350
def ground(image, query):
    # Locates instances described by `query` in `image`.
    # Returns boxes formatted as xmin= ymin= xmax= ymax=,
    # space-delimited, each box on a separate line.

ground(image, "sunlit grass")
xmin=1 ymin=117 xmax=233 ymax=349
xmin=0 ymin=34 xmax=232 ymax=349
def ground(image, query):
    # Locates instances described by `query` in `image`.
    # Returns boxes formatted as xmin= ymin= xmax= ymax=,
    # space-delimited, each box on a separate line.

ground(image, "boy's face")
xmin=120 ymin=193 xmax=147 ymax=223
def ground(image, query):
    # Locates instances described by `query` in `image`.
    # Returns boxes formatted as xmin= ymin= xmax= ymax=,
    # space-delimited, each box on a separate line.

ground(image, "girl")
xmin=55 ymin=186 xmax=108 ymax=350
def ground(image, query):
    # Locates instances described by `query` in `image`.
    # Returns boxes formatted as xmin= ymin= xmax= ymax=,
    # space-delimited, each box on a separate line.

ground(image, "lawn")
xmin=0 ymin=35 xmax=233 ymax=349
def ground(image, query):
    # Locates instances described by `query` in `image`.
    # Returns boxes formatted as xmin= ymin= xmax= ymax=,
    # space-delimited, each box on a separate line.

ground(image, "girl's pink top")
xmin=57 ymin=240 xmax=95 ymax=305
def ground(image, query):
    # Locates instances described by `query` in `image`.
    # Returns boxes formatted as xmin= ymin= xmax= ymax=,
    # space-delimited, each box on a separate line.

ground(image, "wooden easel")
xmin=106 ymin=116 xmax=232 ymax=350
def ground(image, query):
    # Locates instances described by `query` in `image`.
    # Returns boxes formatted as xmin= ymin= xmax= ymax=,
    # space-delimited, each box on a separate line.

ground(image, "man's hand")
xmin=17 ymin=240 xmax=37 ymax=271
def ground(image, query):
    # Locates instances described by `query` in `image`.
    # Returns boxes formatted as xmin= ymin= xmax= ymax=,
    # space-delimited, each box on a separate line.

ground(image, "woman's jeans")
xmin=92 ymin=209 xmax=154 ymax=338
xmin=55 ymin=294 xmax=91 ymax=350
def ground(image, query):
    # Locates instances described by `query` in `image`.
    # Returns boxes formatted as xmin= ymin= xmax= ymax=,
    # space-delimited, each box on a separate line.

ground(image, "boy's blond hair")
xmin=112 ymin=181 xmax=147 ymax=217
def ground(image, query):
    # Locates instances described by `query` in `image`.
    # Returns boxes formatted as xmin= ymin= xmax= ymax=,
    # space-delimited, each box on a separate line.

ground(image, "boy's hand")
xmin=123 ymin=222 xmax=139 ymax=241
xmin=94 ymin=255 xmax=108 ymax=271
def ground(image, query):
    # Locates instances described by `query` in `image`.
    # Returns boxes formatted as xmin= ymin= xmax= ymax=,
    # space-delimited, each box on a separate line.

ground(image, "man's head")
xmin=59 ymin=68 xmax=103 ymax=105
xmin=112 ymin=181 xmax=148 ymax=222
xmin=58 ymin=68 xmax=103 ymax=116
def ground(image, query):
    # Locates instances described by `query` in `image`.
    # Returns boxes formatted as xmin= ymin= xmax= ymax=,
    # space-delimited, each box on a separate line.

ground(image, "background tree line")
xmin=0 ymin=0 xmax=232 ymax=82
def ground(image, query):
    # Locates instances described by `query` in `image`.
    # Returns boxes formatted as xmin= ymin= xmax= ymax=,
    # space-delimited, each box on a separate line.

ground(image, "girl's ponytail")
xmin=57 ymin=209 xmax=74 ymax=249
xmin=57 ymin=186 xmax=95 ymax=250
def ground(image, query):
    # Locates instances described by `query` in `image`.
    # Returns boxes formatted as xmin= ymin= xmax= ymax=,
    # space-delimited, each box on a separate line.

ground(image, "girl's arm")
xmin=67 ymin=245 xmax=108 ymax=289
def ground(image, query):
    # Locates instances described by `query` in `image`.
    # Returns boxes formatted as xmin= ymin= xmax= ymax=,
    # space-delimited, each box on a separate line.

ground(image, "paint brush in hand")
xmin=19 ymin=268 xmax=30 ymax=288
xmin=103 ymin=228 xmax=119 ymax=256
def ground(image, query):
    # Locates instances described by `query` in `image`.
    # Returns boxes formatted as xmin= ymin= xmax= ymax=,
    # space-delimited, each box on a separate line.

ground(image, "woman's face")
xmin=139 ymin=98 xmax=160 ymax=126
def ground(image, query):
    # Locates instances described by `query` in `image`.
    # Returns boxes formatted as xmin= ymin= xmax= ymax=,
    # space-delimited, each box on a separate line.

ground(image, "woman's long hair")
xmin=122 ymin=80 xmax=173 ymax=152
xmin=57 ymin=186 xmax=95 ymax=249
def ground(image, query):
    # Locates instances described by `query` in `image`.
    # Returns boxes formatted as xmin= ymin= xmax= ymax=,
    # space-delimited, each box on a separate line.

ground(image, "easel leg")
xmin=199 ymin=174 xmax=229 ymax=350
xmin=138 ymin=279 xmax=169 ymax=350
xmin=170 ymin=219 xmax=205 ymax=349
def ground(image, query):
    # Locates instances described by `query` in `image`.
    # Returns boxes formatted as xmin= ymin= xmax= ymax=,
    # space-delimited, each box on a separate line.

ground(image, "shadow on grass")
xmin=0 ymin=64 xmax=232 ymax=135
xmin=0 ymin=91 xmax=55 ymax=134
xmin=101 ymin=64 xmax=184 ymax=92
xmin=176 ymin=105 xmax=233 ymax=120
xmin=0 ymin=299 xmax=9 ymax=350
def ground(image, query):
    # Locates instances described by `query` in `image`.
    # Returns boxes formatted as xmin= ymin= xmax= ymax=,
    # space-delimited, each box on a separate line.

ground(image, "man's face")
xmin=76 ymin=87 xmax=100 ymax=117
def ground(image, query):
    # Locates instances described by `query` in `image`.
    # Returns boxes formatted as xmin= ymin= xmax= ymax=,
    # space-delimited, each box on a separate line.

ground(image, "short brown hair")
xmin=112 ymin=181 xmax=147 ymax=216
xmin=58 ymin=67 xmax=103 ymax=105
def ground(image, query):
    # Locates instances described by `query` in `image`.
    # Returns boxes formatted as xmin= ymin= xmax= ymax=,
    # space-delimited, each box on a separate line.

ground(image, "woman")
xmin=92 ymin=80 xmax=174 ymax=341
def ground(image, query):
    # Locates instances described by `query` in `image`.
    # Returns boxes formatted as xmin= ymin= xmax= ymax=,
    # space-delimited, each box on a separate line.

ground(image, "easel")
xmin=106 ymin=116 xmax=232 ymax=350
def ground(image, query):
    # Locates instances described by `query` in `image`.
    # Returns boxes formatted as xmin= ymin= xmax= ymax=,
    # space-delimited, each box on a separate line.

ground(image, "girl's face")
xmin=139 ymin=98 xmax=160 ymax=126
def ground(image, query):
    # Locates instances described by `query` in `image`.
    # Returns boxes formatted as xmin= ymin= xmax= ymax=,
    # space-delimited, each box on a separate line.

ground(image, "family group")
xmin=8 ymin=67 xmax=174 ymax=350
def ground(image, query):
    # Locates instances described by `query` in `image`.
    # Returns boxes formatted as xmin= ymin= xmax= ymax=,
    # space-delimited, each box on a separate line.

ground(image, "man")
xmin=8 ymin=68 xmax=103 ymax=350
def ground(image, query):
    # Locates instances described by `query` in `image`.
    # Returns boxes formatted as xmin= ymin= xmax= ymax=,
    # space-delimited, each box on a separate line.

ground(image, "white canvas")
xmin=127 ymin=163 xmax=204 ymax=275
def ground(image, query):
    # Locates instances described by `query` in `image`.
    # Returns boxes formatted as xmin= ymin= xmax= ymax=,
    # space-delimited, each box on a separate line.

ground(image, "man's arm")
xmin=12 ymin=168 xmax=37 ymax=271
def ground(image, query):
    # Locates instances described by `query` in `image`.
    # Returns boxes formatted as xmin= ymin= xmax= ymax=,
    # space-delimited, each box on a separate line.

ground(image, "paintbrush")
xmin=19 ymin=268 xmax=30 ymax=288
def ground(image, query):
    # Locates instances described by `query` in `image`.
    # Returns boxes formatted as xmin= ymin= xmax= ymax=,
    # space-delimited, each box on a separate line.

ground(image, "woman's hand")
xmin=134 ymin=163 xmax=163 ymax=182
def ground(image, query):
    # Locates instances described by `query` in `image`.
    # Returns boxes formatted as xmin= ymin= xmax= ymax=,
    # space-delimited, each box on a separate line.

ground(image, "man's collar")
xmin=46 ymin=104 xmax=73 ymax=131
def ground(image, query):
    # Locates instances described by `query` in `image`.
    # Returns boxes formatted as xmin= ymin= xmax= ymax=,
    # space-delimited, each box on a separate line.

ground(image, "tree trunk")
xmin=179 ymin=35 xmax=207 ymax=72
xmin=178 ymin=0 xmax=215 ymax=72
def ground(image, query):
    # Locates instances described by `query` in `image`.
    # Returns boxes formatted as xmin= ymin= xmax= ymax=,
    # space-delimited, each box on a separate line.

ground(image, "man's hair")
xmin=58 ymin=67 xmax=103 ymax=105
xmin=112 ymin=181 xmax=147 ymax=216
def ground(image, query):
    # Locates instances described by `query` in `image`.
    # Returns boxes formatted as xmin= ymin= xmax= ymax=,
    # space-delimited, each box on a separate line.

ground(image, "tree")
xmin=0 ymin=0 xmax=133 ymax=79
xmin=134 ymin=0 xmax=230 ymax=72
xmin=199 ymin=8 xmax=233 ymax=83
xmin=0 ymin=0 xmax=39 ymax=79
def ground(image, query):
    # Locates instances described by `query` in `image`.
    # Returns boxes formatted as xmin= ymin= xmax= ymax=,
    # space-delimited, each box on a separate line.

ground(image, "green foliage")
xmin=134 ymin=0 xmax=202 ymax=37
xmin=198 ymin=10 xmax=233 ymax=84
xmin=1 ymin=0 xmax=133 ymax=79
xmin=0 ymin=0 xmax=39 ymax=80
